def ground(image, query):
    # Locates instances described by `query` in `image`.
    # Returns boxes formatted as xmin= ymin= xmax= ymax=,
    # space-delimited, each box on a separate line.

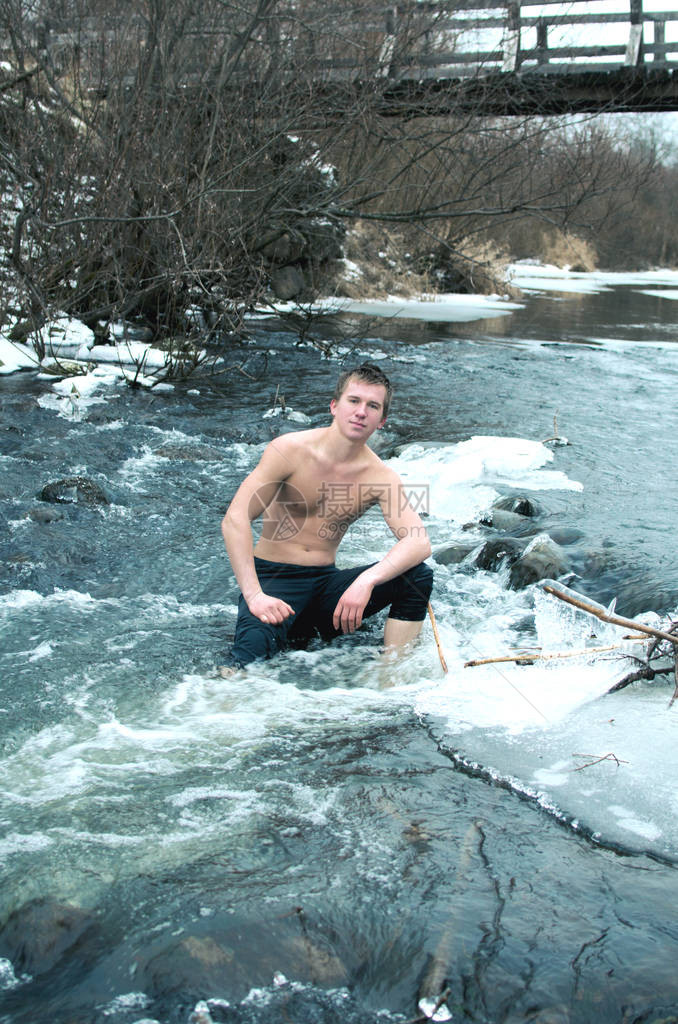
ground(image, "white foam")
xmin=100 ymin=992 xmax=153 ymax=1017
xmin=0 ymin=588 xmax=97 ymax=613
xmin=27 ymin=641 xmax=54 ymax=662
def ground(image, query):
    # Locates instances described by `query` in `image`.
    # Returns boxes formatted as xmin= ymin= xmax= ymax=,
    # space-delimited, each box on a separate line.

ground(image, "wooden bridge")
xmin=334 ymin=0 xmax=678 ymax=115
xmin=3 ymin=0 xmax=678 ymax=117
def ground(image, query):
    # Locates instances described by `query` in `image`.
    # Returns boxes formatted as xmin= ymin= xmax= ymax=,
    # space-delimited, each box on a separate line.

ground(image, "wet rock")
xmin=474 ymin=537 xmax=526 ymax=571
xmin=38 ymin=476 xmax=109 ymax=506
xmin=493 ymin=495 xmax=543 ymax=517
xmin=508 ymin=535 xmax=570 ymax=589
xmin=0 ymin=899 xmax=95 ymax=975
xmin=480 ymin=509 xmax=538 ymax=535
xmin=269 ymin=265 xmax=306 ymax=300
xmin=39 ymin=359 xmax=91 ymax=377
xmin=432 ymin=542 xmax=477 ymax=566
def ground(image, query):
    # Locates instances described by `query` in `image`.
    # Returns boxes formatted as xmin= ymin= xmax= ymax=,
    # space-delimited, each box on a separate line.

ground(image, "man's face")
xmin=330 ymin=378 xmax=387 ymax=441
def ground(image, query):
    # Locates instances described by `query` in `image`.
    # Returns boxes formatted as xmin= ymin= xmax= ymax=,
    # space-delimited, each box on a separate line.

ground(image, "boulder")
xmin=39 ymin=359 xmax=91 ymax=378
xmin=258 ymin=231 xmax=306 ymax=265
xmin=508 ymin=534 xmax=570 ymax=589
xmin=269 ymin=265 xmax=306 ymax=300
xmin=38 ymin=476 xmax=109 ymax=506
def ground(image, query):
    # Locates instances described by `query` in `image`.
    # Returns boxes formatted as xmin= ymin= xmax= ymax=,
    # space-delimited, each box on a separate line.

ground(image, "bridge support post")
xmin=653 ymin=19 xmax=665 ymax=62
xmin=625 ymin=0 xmax=644 ymax=65
xmin=502 ymin=1 xmax=521 ymax=72
xmin=536 ymin=17 xmax=548 ymax=67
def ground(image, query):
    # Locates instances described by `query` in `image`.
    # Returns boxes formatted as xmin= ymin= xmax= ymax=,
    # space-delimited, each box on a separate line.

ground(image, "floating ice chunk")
xmin=263 ymin=406 xmax=311 ymax=423
xmin=51 ymin=372 xmax=105 ymax=398
xmin=418 ymin=995 xmax=454 ymax=1022
xmin=639 ymin=289 xmax=678 ymax=301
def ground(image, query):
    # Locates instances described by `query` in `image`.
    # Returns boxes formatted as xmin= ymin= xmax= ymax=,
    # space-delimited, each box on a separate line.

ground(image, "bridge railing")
xmin=1 ymin=1 xmax=677 ymax=87
xmin=376 ymin=0 xmax=678 ymax=78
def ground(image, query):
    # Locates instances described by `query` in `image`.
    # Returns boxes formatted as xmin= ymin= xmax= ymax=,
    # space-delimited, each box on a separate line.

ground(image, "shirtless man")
xmin=220 ymin=363 xmax=433 ymax=672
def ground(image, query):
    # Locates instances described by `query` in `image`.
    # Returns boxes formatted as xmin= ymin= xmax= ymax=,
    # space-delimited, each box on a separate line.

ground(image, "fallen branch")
xmin=428 ymin=602 xmax=448 ymax=674
xmin=464 ymin=638 xmax=647 ymax=669
xmin=572 ymin=752 xmax=629 ymax=771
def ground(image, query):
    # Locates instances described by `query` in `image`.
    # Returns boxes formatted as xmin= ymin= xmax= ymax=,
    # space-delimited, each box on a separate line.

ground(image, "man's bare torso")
xmin=253 ymin=427 xmax=391 ymax=565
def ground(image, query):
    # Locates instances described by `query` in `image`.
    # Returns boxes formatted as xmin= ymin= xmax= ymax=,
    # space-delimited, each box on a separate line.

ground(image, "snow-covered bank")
xmin=250 ymin=291 xmax=523 ymax=322
xmin=507 ymin=261 xmax=678 ymax=295
xmin=248 ymin=263 xmax=678 ymax=324
xmin=3 ymin=263 xmax=678 ymax=403
xmin=0 ymin=314 xmax=206 ymax=415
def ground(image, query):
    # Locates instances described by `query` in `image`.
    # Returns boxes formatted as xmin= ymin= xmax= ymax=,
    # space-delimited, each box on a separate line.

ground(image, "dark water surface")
xmin=1 ymin=279 xmax=678 ymax=1023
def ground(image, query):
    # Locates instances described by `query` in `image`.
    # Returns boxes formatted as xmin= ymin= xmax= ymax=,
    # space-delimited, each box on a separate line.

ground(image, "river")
xmin=1 ymin=267 xmax=678 ymax=1024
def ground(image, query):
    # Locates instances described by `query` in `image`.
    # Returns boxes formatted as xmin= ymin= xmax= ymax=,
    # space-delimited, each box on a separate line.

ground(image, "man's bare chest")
xmin=279 ymin=463 xmax=382 ymax=524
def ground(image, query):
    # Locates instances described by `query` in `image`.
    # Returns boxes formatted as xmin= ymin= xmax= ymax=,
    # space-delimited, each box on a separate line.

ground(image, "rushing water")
xmin=2 ymin=272 xmax=678 ymax=1024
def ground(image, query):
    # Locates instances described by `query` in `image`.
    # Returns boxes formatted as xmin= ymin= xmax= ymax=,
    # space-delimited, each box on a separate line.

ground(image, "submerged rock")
xmin=38 ymin=476 xmax=109 ymax=506
xmin=27 ymin=505 xmax=65 ymax=523
xmin=0 ymin=899 xmax=95 ymax=975
xmin=432 ymin=542 xmax=477 ymax=566
xmin=509 ymin=535 xmax=570 ymax=589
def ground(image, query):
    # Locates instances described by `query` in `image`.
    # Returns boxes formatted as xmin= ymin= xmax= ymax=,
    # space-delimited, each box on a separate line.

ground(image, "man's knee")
xmin=392 ymin=562 xmax=433 ymax=621
xmin=408 ymin=561 xmax=433 ymax=597
xmin=229 ymin=598 xmax=290 ymax=666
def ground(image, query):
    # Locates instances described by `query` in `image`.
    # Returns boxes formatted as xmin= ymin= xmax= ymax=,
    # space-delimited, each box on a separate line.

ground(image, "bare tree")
xmin=0 ymin=0 xmax=658 ymax=345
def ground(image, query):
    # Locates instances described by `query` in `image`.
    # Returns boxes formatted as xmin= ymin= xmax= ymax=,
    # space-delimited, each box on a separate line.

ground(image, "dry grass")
xmin=333 ymin=221 xmax=431 ymax=299
xmin=332 ymin=220 xmax=512 ymax=299
xmin=539 ymin=228 xmax=598 ymax=272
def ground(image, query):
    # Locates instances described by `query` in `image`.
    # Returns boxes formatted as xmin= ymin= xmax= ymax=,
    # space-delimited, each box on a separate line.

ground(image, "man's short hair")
xmin=334 ymin=362 xmax=392 ymax=417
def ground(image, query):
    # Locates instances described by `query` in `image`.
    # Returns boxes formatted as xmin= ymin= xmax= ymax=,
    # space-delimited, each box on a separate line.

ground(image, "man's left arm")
xmin=332 ymin=469 xmax=431 ymax=634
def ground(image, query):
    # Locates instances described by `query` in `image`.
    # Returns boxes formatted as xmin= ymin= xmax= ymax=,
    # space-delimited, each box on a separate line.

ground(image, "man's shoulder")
xmin=358 ymin=448 xmax=401 ymax=492
xmin=260 ymin=428 xmax=324 ymax=467
xmin=363 ymin=445 xmax=397 ymax=476
xmin=264 ymin=427 xmax=324 ymax=455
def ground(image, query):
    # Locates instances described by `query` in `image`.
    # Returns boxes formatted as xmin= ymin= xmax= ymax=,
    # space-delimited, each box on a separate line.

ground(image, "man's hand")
xmin=333 ymin=575 xmax=374 ymax=634
xmin=247 ymin=591 xmax=295 ymax=625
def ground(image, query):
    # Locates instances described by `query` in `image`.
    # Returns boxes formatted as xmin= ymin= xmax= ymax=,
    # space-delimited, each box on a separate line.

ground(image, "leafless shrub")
xmin=0 ymin=0 xmax=664 ymax=353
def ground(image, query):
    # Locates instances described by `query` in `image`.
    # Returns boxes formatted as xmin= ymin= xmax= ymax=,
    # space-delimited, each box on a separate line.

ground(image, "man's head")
xmin=333 ymin=363 xmax=392 ymax=419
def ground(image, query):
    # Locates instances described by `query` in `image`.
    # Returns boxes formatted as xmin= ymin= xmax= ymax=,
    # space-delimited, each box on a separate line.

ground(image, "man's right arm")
xmin=221 ymin=439 xmax=296 ymax=625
